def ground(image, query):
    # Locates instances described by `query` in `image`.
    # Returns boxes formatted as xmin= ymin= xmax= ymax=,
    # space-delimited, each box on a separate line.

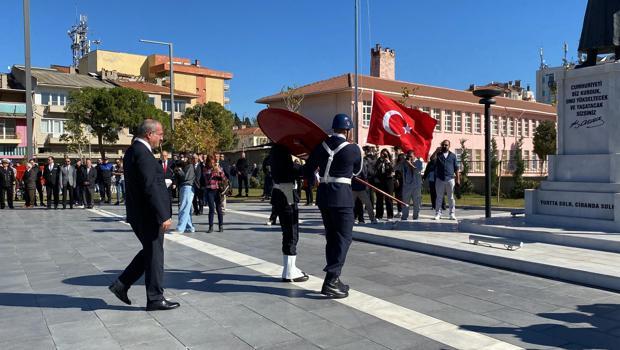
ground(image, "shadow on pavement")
xmin=63 ymin=269 xmax=324 ymax=300
xmin=0 ymin=292 xmax=137 ymax=311
xmin=460 ymin=303 xmax=620 ymax=349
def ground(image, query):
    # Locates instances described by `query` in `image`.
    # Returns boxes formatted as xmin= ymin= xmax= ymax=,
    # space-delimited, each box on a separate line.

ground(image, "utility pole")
xmin=23 ymin=0 xmax=34 ymax=160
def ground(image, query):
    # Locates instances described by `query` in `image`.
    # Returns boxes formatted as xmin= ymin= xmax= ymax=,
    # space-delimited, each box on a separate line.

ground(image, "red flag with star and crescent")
xmin=366 ymin=92 xmax=437 ymax=161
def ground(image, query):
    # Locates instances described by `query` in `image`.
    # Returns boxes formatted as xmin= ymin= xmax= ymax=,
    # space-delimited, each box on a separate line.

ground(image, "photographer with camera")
xmin=374 ymin=149 xmax=395 ymax=221
xmin=398 ymin=150 xmax=423 ymax=221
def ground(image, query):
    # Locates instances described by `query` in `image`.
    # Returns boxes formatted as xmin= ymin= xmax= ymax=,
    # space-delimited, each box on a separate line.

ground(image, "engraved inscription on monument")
xmin=562 ymin=74 xmax=611 ymax=154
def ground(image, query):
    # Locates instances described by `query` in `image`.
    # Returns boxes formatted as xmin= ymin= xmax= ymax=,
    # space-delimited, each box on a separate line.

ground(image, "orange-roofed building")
xmin=79 ymin=50 xmax=232 ymax=107
xmin=256 ymin=44 xmax=557 ymax=177
xmin=232 ymin=126 xmax=269 ymax=150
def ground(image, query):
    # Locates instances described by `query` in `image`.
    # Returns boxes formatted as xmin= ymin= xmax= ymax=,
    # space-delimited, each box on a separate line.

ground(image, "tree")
xmin=243 ymin=117 xmax=252 ymax=127
xmin=399 ymin=86 xmax=419 ymax=107
xmin=491 ymin=138 xmax=500 ymax=196
xmin=458 ymin=139 xmax=474 ymax=194
xmin=281 ymin=85 xmax=304 ymax=113
xmin=59 ymin=118 xmax=91 ymax=160
xmin=510 ymin=137 xmax=526 ymax=198
xmin=233 ymin=113 xmax=242 ymax=128
xmin=182 ymin=102 xmax=236 ymax=151
xmin=172 ymin=117 xmax=219 ymax=155
xmin=65 ymin=87 xmax=164 ymax=159
xmin=533 ymin=120 xmax=556 ymax=173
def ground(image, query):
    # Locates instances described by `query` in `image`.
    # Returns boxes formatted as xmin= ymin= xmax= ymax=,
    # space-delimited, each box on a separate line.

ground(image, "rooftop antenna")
xmin=92 ymin=39 xmax=102 ymax=50
xmin=539 ymin=47 xmax=547 ymax=69
xmin=68 ymin=14 xmax=90 ymax=67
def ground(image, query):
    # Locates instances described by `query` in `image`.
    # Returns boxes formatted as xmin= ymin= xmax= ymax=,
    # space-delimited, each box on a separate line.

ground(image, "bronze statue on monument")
xmin=578 ymin=0 xmax=620 ymax=67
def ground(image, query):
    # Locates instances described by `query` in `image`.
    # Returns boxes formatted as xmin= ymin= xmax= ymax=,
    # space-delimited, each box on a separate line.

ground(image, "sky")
xmin=1 ymin=1 xmax=587 ymax=118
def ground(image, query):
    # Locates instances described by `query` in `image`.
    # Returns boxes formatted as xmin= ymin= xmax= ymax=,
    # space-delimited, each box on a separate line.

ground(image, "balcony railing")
xmin=0 ymin=102 xmax=26 ymax=116
xmin=461 ymin=159 xmax=548 ymax=176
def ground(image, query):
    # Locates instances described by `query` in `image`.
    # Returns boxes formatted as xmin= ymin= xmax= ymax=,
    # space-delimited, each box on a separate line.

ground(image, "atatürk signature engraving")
xmin=569 ymin=116 xmax=605 ymax=129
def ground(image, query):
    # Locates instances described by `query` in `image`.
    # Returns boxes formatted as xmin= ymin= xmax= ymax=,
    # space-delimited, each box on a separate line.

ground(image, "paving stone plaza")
xmin=2 ymin=202 xmax=620 ymax=349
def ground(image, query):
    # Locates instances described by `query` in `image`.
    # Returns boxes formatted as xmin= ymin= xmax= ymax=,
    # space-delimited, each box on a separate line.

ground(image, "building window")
xmin=148 ymin=97 xmax=155 ymax=105
xmin=474 ymin=113 xmax=481 ymax=134
xmin=524 ymin=150 xmax=530 ymax=170
xmin=162 ymin=99 xmax=187 ymax=113
xmin=464 ymin=112 xmax=472 ymax=133
xmin=0 ymin=119 xmax=16 ymax=139
xmin=443 ymin=110 xmax=452 ymax=132
xmin=508 ymin=117 xmax=514 ymax=136
xmin=454 ymin=111 xmax=462 ymax=133
xmin=517 ymin=119 xmax=523 ymax=137
xmin=524 ymin=119 xmax=530 ymax=137
xmin=40 ymin=118 xmax=66 ymax=137
xmin=491 ymin=115 xmax=498 ymax=135
xmin=474 ymin=149 xmax=483 ymax=172
xmin=362 ymin=100 xmax=372 ymax=127
xmin=501 ymin=116 xmax=508 ymax=136
xmin=532 ymin=153 xmax=538 ymax=171
xmin=432 ymin=108 xmax=441 ymax=132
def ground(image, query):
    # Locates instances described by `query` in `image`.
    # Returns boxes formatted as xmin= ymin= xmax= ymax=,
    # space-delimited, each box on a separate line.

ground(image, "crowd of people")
xmin=258 ymin=138 xmax=461 ymax=225
xmin=0 ymin=141 xmax=460 ymax=225
xmin=0 ymin=156 xmax=124 ymax=210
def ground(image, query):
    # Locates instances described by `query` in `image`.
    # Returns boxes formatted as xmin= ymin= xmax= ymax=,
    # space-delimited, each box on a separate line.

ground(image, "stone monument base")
xmin=525 ymin=187 xmax=620 ymax=232
xmin=526 ymin=62 xmax=620 ymax=232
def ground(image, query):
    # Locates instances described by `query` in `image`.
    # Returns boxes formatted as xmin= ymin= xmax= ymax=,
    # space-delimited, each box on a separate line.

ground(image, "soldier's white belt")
xmin=319 ymin=177 xmax=351 ymax=185
xmin=273 ymin=182 xmax=296 ymax=205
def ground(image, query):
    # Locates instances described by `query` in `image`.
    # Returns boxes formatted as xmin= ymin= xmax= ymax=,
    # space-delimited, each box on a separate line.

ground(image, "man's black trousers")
xmin=237 ymin=174 xmax=249 ymax=195
xmin=272 ymin=190 xmax=299 ymax=256
xmin=0 ymin=186 xmax=13 ymax=208
xmin=46 ymin=184 xmax=59 ymax=208
xmin=118 ymin=223 xmax=164 ymax=302
xmin=319 ymin=206 xmax=354 ymax=279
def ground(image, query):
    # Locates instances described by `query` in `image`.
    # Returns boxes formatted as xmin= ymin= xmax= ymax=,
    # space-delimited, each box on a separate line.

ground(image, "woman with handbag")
xmin=203 ymin=155 xmax=226 ymax=233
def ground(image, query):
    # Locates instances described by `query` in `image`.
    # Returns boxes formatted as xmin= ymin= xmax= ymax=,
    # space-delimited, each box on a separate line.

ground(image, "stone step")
xmin=353 ymin=220 xmax=620 ymax=292
xmin=458 ymin=216 xmax=620 ymax=253
xmin=539 ymin=180 xmax=620 ymax=193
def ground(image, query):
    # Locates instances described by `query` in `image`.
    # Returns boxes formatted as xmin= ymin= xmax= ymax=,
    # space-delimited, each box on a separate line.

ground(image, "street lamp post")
xmin=473 ymin=88 xmax=502 ymax=218
xmin=139 ymin=39 xmax=175 ymax=132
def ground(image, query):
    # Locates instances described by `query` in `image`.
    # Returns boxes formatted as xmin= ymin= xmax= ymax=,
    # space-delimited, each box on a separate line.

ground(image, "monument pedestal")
xmin=526 ymin=63 xmax=620 ymax=232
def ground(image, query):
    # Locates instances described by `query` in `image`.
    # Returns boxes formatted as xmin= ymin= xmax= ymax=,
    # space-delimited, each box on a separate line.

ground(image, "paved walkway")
xmin=2 ymin=202 xmax=620 ymax=349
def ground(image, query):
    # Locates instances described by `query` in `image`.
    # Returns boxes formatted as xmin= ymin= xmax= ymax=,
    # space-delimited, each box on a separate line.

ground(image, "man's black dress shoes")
xmin=321 ymin=277 xmax=349 ymax=298
xmin=146 ymin=299 xmax=180 ymax=311
xmin=108 ymin=280 xmax=131 ymax=305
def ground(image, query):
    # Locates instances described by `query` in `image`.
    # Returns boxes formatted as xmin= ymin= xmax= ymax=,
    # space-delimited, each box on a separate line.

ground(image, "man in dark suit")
xmin=305 ymin=114 xmax=362 ymax=299
xmin=108 ymin=119 xmax=179 ymax=311
xmin=22 ymin=162 xmax=37 ymax=207
xmin=236 ymin=152 xmax=249 ymax=197
xmin=0 ymin=159 xmax=15 ymax=209
xmin=43 ymin=156 xmax=61 ymax=209
xmin=191 ymin=154 xmax=204 ymax=215
xmin=159 ymin=150 xmax=174 ymax=202
xmin=81 ymin=159 xmax=97 ymax=209
xmin=29 ymin=159 xmax=44 ymax=206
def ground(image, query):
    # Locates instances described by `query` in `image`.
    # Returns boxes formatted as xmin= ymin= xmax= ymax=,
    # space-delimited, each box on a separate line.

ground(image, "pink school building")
xmin=257 ymin=76 xmax=556 ymax=177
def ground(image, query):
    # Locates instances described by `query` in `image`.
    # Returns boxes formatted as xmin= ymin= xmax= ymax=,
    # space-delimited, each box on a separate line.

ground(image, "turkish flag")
xmin=366 ymin=92 xmax=437 ymax=160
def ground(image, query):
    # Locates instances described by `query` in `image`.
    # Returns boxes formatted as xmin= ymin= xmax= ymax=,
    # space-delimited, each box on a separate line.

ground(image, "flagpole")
xmin=354 ymin=0 xmax=359 ymax=143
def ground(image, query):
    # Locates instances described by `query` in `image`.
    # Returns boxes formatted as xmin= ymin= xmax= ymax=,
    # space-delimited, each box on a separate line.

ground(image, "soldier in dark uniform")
xmin=269 ymin=143 xmax=309 ymax=283
xmin=305 ymin=114 xmax=362 ymax=298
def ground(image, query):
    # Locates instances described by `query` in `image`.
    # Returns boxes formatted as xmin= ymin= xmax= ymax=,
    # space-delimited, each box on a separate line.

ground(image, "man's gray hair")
xmin=136 ymin=119 xmax=161 ymax=137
